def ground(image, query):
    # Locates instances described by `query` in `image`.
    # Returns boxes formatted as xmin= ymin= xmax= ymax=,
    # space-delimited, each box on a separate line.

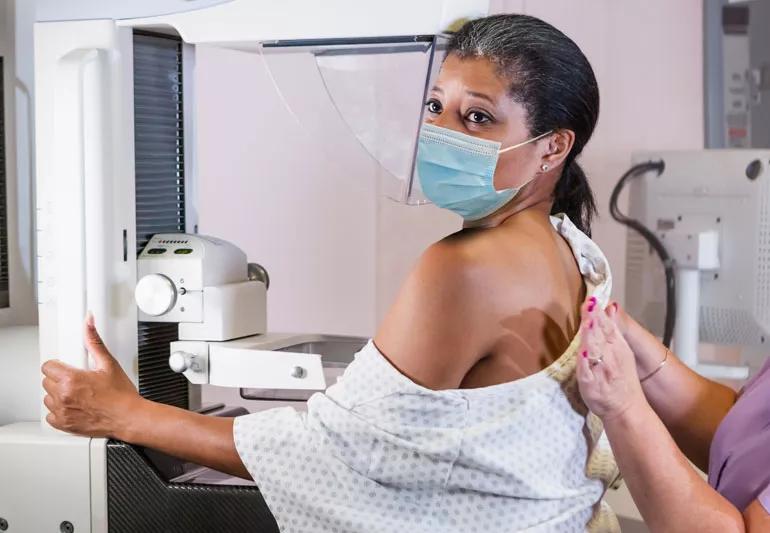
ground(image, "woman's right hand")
xmin=41 ymin=314 xmax=142 ymax=438
xmin=42 ymin=315 xmax=249 ymax=478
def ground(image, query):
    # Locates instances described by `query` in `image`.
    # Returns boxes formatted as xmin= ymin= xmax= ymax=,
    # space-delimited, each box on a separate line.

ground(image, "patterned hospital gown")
xmin=235 ymin=215 xmax=621 ymax=532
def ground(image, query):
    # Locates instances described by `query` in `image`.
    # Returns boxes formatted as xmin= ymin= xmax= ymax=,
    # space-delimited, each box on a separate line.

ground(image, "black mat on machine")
xmin=106 ymin=441 xmax=279 ymax=532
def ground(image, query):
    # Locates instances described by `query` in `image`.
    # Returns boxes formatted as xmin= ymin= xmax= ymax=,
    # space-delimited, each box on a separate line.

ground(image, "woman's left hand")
xmin=576 ymin=296 xmax=648 ymax=421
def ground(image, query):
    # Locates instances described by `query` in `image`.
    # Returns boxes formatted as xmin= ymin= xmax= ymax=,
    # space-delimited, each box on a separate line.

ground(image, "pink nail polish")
xmin=588 ymin=296 xmax=597 ymax=312
xmin=582 ymin=350 xmax=588 ymax=358
xmin=612 ymin=302 xmax=619 ymax=313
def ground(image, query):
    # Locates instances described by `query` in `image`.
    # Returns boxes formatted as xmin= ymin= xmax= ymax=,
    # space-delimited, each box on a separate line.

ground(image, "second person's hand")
xmin=576 ymin=296 xmax=648 ymax=421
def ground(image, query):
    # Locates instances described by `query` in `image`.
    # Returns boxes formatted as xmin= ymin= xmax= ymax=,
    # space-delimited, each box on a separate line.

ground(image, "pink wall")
xmin=195 ymin=46 xmax=381 ymax=337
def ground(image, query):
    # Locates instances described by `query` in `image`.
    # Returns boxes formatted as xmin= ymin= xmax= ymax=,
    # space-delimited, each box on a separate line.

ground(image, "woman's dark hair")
xmin=447 ymin=14 xmax=599 ymax=235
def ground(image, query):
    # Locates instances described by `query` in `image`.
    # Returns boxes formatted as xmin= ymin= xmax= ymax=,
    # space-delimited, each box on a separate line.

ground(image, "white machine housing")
xmin=171 ymin=333 xmax=328 ymax=390
xmin=136 ymin=233 xmax=327 ymax=392
xmin=626 ymin=150 xmax=770 ymax=375
xmin=135 ymin=234 xmax=267 ymax=341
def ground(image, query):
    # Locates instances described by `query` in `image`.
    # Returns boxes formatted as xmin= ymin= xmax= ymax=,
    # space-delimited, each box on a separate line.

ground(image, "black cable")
xmin=609 ymin=160 xmax=676 ymax=348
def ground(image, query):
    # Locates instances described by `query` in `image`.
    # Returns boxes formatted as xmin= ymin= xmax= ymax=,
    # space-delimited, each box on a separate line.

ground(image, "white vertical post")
xmin=83 ymin=50 xmax=110 ymax=350
xmin=52 ymin=49 xmax=96 ymax=373
xmin=672 ymin=238 xmax=749 ymax=380
xmin=35 ymin=20 xmax=140 ymax=427
xmin=674 ymin=268 xmax=700 ymax=368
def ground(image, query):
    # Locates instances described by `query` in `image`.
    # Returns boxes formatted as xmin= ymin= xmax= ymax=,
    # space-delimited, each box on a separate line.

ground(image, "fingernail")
xmin=588 ymin=296 xmax=597 ymax=312
xmin=86 ymin=311 xmax=95 ymax=327
xmin=612 ymin=302 xmax=619 ymax=313
xmin=582 ymin=350 xmax=588 ymax=358
xmin=589 ymin=320 xmax=594 ymax=329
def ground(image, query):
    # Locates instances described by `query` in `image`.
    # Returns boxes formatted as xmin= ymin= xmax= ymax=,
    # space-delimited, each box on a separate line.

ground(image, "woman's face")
xmin=424 ymin=54 xmax=546 ymax=191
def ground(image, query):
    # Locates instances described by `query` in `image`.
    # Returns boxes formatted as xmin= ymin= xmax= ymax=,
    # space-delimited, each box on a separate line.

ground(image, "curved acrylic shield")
xmin=256 ymin=35 xmax=449 ymax=204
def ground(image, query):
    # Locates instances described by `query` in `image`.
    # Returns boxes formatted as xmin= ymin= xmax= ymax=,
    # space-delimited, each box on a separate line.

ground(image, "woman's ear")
xmin=541 ymin=129 xmax=575 ymax=170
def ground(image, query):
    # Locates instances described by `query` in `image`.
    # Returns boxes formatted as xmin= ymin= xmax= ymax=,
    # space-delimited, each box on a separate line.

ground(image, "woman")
xmin=43 ymin=15 xmax=619 ymax=532
xmin=577 ymin=300 xmax=770 ymax=531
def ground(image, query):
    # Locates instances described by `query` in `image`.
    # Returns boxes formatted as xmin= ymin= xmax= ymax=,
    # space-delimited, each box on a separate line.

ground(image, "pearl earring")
xmin=541 ymin=164 xmax=549 ymax=172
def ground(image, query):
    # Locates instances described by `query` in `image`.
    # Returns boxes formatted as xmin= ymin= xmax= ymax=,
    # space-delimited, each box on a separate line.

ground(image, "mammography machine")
xmin=3 ymin=2 xmax=769 ymax=531
xmin=0 ymin=1 xmax=490 ymax=531
xmin=622 ymin=150 xmax=770 ymax=379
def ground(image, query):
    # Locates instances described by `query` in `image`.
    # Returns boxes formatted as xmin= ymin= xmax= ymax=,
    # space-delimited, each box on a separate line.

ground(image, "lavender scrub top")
xmin=708 ymin=357 xmax=770 ymax=514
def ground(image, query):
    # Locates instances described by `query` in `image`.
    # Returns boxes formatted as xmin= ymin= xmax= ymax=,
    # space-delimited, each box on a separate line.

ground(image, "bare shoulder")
xmin=415 ymin=233 xmax=483 ymax=287
xmin=374 ymin=234 xmax=492 ymax=389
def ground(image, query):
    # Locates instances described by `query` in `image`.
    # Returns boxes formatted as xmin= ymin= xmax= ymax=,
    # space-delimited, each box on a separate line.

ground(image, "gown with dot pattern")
xmin=234 ymin=215 xmax=620 ymax=532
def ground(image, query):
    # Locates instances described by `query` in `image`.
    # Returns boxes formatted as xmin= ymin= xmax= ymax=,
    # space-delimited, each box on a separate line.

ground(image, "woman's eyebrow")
xmin=466 ymin=90 xmax=495 ymax=105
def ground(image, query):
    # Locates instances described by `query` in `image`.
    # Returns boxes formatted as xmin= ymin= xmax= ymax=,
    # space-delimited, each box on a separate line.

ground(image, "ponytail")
xmin=551 ymin=159 xmax=597 ymax=237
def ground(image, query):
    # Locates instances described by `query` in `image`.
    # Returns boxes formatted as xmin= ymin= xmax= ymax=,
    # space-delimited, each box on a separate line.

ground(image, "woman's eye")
xmin=466 ymin=111 xmax=491 ymax=124
xmin=425 ymin=100 xmax=442 ymax=114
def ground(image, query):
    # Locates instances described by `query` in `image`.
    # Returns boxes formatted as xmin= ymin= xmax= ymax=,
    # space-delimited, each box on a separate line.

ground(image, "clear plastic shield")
xmin=255 ymin=35 xmax=449 ymax=204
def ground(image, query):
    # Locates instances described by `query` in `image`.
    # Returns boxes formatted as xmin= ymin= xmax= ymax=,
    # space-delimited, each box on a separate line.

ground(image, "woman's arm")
xmin=42 ymin=316 xmax=250 ymax=480
xmin=123 ymin=400 xmax=248 ymax=479
xmin=601 ymin=398 xmax=744 ymax=532
xmin=612 ymin=304 xmax=737 ymax=471
xmin=578 ymin=301 xmax=747 ymax=532
xmin=745 ymin=499 xmax=770 ymax=531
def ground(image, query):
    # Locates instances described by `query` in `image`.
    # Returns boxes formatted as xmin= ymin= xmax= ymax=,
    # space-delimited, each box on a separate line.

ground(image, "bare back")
xmin=375 ymin=211 xmax=586 ymax=390
xmin=458 ymin=214 xmax=585 ymax=388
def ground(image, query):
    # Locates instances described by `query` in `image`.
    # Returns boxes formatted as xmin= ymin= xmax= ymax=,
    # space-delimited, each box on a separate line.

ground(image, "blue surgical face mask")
xmin=416 ymin=123 xmax=552 ymax=221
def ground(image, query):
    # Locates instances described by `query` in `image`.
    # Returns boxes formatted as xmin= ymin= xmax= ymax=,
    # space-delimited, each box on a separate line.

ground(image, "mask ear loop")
xmin=498 ymin=130 xmax=553 ymax=154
